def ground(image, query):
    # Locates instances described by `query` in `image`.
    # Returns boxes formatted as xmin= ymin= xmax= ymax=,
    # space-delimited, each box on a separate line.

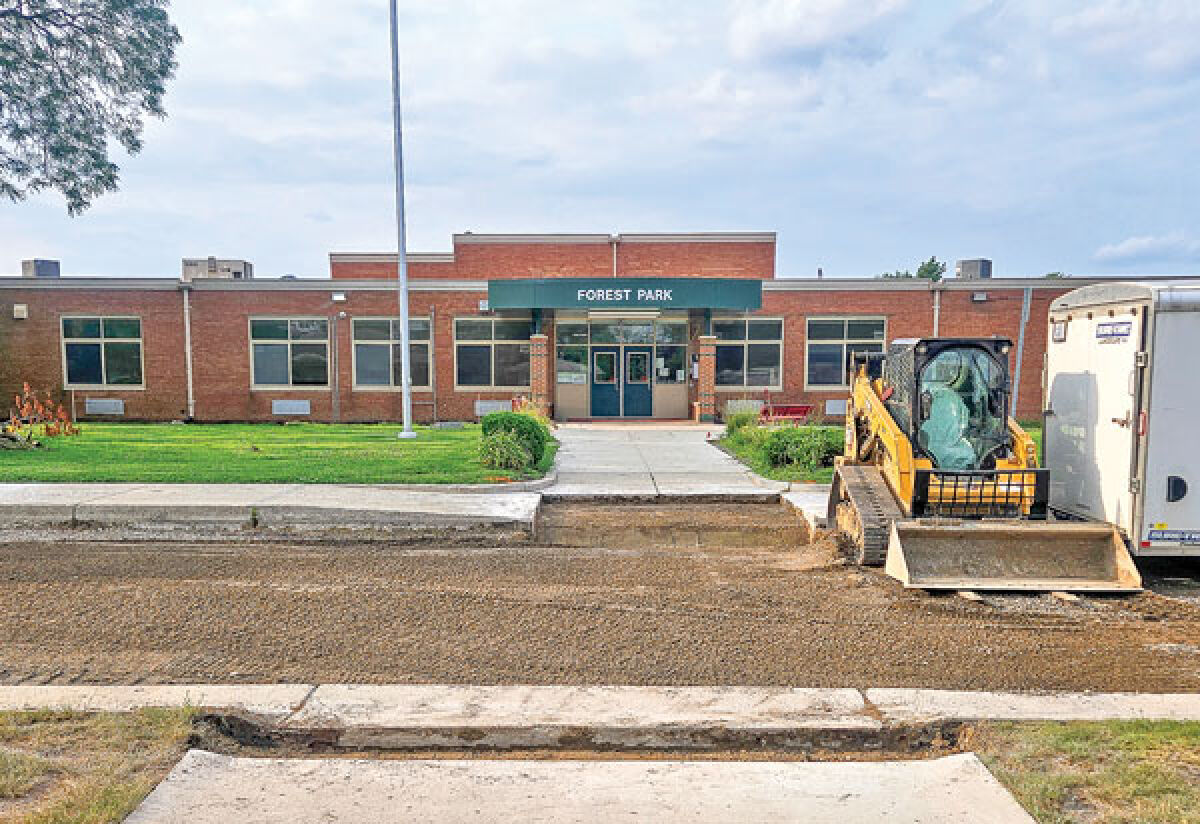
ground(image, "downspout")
xmin=931 ymin=284 xmax=941 ymax=337
xmin=1011 ymin=287 xmax=1032 ymax=419
xmin=611 ymin=235 xmax=618 ymax=277
xmin=181 ymin=284 xmax=196 ymax=420
xmin=429 ymin=305 xmax=438 ymax=423
xmin=331 ymin=312 xmax=342 ymax=423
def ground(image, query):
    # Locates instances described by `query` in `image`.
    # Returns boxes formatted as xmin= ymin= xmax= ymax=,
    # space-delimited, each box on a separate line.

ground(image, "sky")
xmin=1 ymin=0 xmax=1198 ymax=279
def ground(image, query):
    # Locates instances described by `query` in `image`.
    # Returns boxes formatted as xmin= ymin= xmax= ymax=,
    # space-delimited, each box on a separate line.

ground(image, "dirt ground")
xmin=2 ymin=521 xmax=1200 ymax=691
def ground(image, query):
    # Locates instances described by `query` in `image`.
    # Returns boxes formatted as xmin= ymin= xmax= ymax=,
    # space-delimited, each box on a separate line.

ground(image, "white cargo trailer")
xmin=1044 ymin=282 xmax=1200 ymax=556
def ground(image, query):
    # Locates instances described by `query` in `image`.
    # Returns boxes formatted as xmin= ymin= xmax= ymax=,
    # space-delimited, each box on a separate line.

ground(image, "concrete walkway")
xmin=125 ymin=750 xmax=1034 ymax=824
xmin=547 ymin=423 xmax=784 ymax=498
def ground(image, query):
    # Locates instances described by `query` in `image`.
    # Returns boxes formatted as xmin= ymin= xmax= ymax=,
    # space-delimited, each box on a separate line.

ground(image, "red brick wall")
xmin=1 ymin=280 xmax=1073 ymax=424
xmin=727 ymin=286 xmax=1070 ymax=421
xmin=331 ymin=238 xmax=775 ymax=281
xmin=0 ymin=287 xmax=188 ymax=420
xmin=187 ymin=288 xmax=523 ymax=423
xmin=617 ymin=241 xmax=774 ymax=279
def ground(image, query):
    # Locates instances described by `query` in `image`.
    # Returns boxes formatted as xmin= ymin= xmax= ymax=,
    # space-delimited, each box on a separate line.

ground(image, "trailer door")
xmin=1139 ymin=310 xmax=1200 ymax=555
xmin=1045 ymin=308 xmax=1142 ymax=535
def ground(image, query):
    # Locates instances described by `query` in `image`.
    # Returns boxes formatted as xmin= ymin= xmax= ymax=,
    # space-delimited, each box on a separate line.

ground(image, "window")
xmin=712 ymin=318 xmax=784 ymax=388
xmin=250 ymin=318 xmax=329 ymax=387
xmin=806 ymin=317 xmax=886 ymax=388
xmin=455 ymin=317 xmax=532 ymax=388
xmin=555 ymin=323 xmax=588 ymax=384
xmin=61 ymin=317 xmax=143 ymax=387
xmin=653 ymin=322 xmax=688 ymax=385
xmin=352 ymin=318 xmax=431 ymax=389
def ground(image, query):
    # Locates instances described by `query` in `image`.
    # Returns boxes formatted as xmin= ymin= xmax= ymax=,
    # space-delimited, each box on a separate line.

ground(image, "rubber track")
xmin=835 ymin=465 xmax=905 ymax=566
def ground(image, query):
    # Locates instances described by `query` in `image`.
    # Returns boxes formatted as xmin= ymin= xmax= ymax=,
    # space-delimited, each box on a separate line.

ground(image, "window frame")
xmin=452 ymin=316 xmax=533 ymax=391
xmin=804 ymin=315 xmax=887 ymax=391
xmin=711 ymin=316 xmax=785 ymax=391
xmin=350 ymin=316 xmax=433 ymax=391
xmin=60 ymin=315 xmax=146 ymax=390
xmin=248 ymin=316 xmax=331 ymax=390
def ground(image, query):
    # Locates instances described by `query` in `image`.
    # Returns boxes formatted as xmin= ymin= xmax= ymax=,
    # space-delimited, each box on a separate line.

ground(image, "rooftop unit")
xmin=21 ymin=259 xmax=60 ymax=278
xmin=955 ymin=258 xmax=992 ymax=280
xmin=182 ymin=257 xmax=254 ymax=281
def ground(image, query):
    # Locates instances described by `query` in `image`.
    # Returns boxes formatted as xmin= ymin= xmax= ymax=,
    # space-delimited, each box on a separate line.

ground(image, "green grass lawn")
xmin=0 ymin=422 xmax=557 ymax=484
xmin=717 ymin=424 xmax=840 ymax=484
xmin=975 ymin=720 xmax=1200 ymax=823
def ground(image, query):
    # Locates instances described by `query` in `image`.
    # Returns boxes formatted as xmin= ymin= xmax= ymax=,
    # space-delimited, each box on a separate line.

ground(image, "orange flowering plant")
xmin=3 ymin=383 xmax=80 ymax=446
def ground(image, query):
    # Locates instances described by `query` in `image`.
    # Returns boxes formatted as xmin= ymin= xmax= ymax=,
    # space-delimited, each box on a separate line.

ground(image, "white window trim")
xmin=350 ymin=316 xmax=433 ymax=391
xmin=248 ymin=316 xmax=332 ymax=391
xmin=803 ymin=315 xmax=888 ymax=391
xmin=711 ymin=316 xmax=785 ymax=392
xmin=60 ymin=315 xmax=146 ymax=391
xmin=452 ymin=316 xmax=533 ymax=391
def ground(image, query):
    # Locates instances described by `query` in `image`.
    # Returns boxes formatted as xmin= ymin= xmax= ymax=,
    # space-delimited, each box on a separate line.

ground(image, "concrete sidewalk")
xmin=547 ymin=424 xmax=785 ymax=499
xmin=125 ymin=750 xmax=1034 ymax=824
xmin=0 ymin=483 xmax=540 ymax=532
xmin=4 ymin=684 xmax=1198 ymax=744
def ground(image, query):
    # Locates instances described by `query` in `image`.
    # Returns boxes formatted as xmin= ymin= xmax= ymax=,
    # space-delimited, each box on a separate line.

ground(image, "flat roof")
xmin=4 ymin=274 xmax=1200 ymax=293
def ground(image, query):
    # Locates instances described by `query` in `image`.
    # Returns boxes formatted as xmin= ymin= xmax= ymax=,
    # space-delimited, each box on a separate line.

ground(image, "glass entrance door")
xmin=623 ymin=348 xmax=652 ymax=416
xmin=590 ymin=347 xmax=620 ymax=417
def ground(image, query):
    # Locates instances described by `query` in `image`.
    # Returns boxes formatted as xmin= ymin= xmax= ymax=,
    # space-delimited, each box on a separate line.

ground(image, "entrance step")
xmin=127 ymin=751 xmax=1035 ymax=823
xmin=536 ymin=501 xmax=811 ymax=549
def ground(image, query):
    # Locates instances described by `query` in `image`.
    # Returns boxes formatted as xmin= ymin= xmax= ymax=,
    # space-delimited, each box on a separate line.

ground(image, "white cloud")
xmin=729 ymin=0 xmax=909 ymax=59
xmin=1094 ymin=233 xmax=1200 ymax=264
xmin=1049 ymin=1 xmax=1200 ymax=75
xmin=3 ymin=1 xmax=1200 ymax=278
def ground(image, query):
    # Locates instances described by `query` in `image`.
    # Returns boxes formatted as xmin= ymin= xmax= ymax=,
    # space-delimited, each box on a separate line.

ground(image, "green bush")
xmin=479 ymin=430 xmax=533 ymax=471
xmin=481 ymin=411 xmax=549 ymax=463
xmin=763 ymin=426 xmax=842 ymax=470
xmin=725 ymin=410 xmax=759 ymax=433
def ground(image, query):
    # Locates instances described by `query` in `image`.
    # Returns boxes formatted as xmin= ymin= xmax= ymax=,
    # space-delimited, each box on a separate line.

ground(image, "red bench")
xmin=759 ymin=403 xmax=814 ymax=424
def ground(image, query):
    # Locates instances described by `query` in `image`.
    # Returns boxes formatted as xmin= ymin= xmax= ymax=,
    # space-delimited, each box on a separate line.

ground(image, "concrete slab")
xmin=548 ymin=427 xmax=769 ymax=498
xmin=784 ymin=483 xmax=832 ymax=529
xmin=0 ymin=684 xmax=314 ymax=719
xmin=868 ymin=688 xmax=1200 ymax=723
xmin=256 ymin=490 xmax=541 ymax=528
xmin=284 ymin=685 xmax=876 ymax=750
xmin=126 ymin=750 xmax=1034 ymax=824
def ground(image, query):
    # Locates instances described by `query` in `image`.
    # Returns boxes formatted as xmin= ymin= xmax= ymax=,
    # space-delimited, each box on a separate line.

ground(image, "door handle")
xmin=1111 ymin=414 xmax=1130 ymax=428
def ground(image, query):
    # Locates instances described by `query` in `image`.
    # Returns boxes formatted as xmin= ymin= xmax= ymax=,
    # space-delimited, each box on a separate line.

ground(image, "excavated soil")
xmin=1 ymin=532 xmax=1200 ymax=690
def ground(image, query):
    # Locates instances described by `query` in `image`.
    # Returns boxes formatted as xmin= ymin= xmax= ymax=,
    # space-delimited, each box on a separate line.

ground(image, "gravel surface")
xmin=2 ymin=531 xmax=1200 ymax=691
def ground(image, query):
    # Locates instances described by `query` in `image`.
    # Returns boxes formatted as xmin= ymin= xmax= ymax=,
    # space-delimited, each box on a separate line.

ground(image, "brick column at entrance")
xmin=697 ymin=334 xmax=717 ymax=422
xmin=529 ymin=333 xmax=552 ymax=416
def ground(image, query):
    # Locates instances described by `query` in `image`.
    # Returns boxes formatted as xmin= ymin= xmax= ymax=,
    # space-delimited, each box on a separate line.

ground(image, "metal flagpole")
xmin=389 ymin=0 xmax=416 ymax=438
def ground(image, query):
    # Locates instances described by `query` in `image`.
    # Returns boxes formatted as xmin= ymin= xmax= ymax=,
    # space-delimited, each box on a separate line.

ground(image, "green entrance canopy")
xmin=488 ymin=277 xmax=762 ymax=311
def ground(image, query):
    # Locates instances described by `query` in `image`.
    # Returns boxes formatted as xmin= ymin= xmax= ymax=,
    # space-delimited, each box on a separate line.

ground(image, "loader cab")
xmin=885 ymin=338 xmax=1013 ymax=471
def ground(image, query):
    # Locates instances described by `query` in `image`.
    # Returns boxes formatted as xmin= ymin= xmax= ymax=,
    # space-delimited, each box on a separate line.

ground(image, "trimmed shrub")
xmin=725 ymin=410 xmax=758 ymax=434
xmin=481 ymin=411 xmax=549 ymax=464
xmin=479 ymin=430 xmax=533 ymax=471
xmin=764 ymin=426 xmax=842 ymax=470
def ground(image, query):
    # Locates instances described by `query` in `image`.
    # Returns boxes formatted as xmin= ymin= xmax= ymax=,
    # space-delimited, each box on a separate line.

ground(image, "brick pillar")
xmin=697 ymin=334 xmax=717 ymax=422
xmin=529 ymin=333 xmax=552 ymax=416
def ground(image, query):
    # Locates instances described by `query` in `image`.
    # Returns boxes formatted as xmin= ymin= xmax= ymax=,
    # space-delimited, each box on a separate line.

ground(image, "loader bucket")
xmin=884 ymin=520 xmax=1142 ymax=592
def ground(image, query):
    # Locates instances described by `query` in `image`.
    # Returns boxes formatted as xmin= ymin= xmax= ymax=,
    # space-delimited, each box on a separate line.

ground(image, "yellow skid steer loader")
xmin=827 ymin=338 xmax=1141 ymax=592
